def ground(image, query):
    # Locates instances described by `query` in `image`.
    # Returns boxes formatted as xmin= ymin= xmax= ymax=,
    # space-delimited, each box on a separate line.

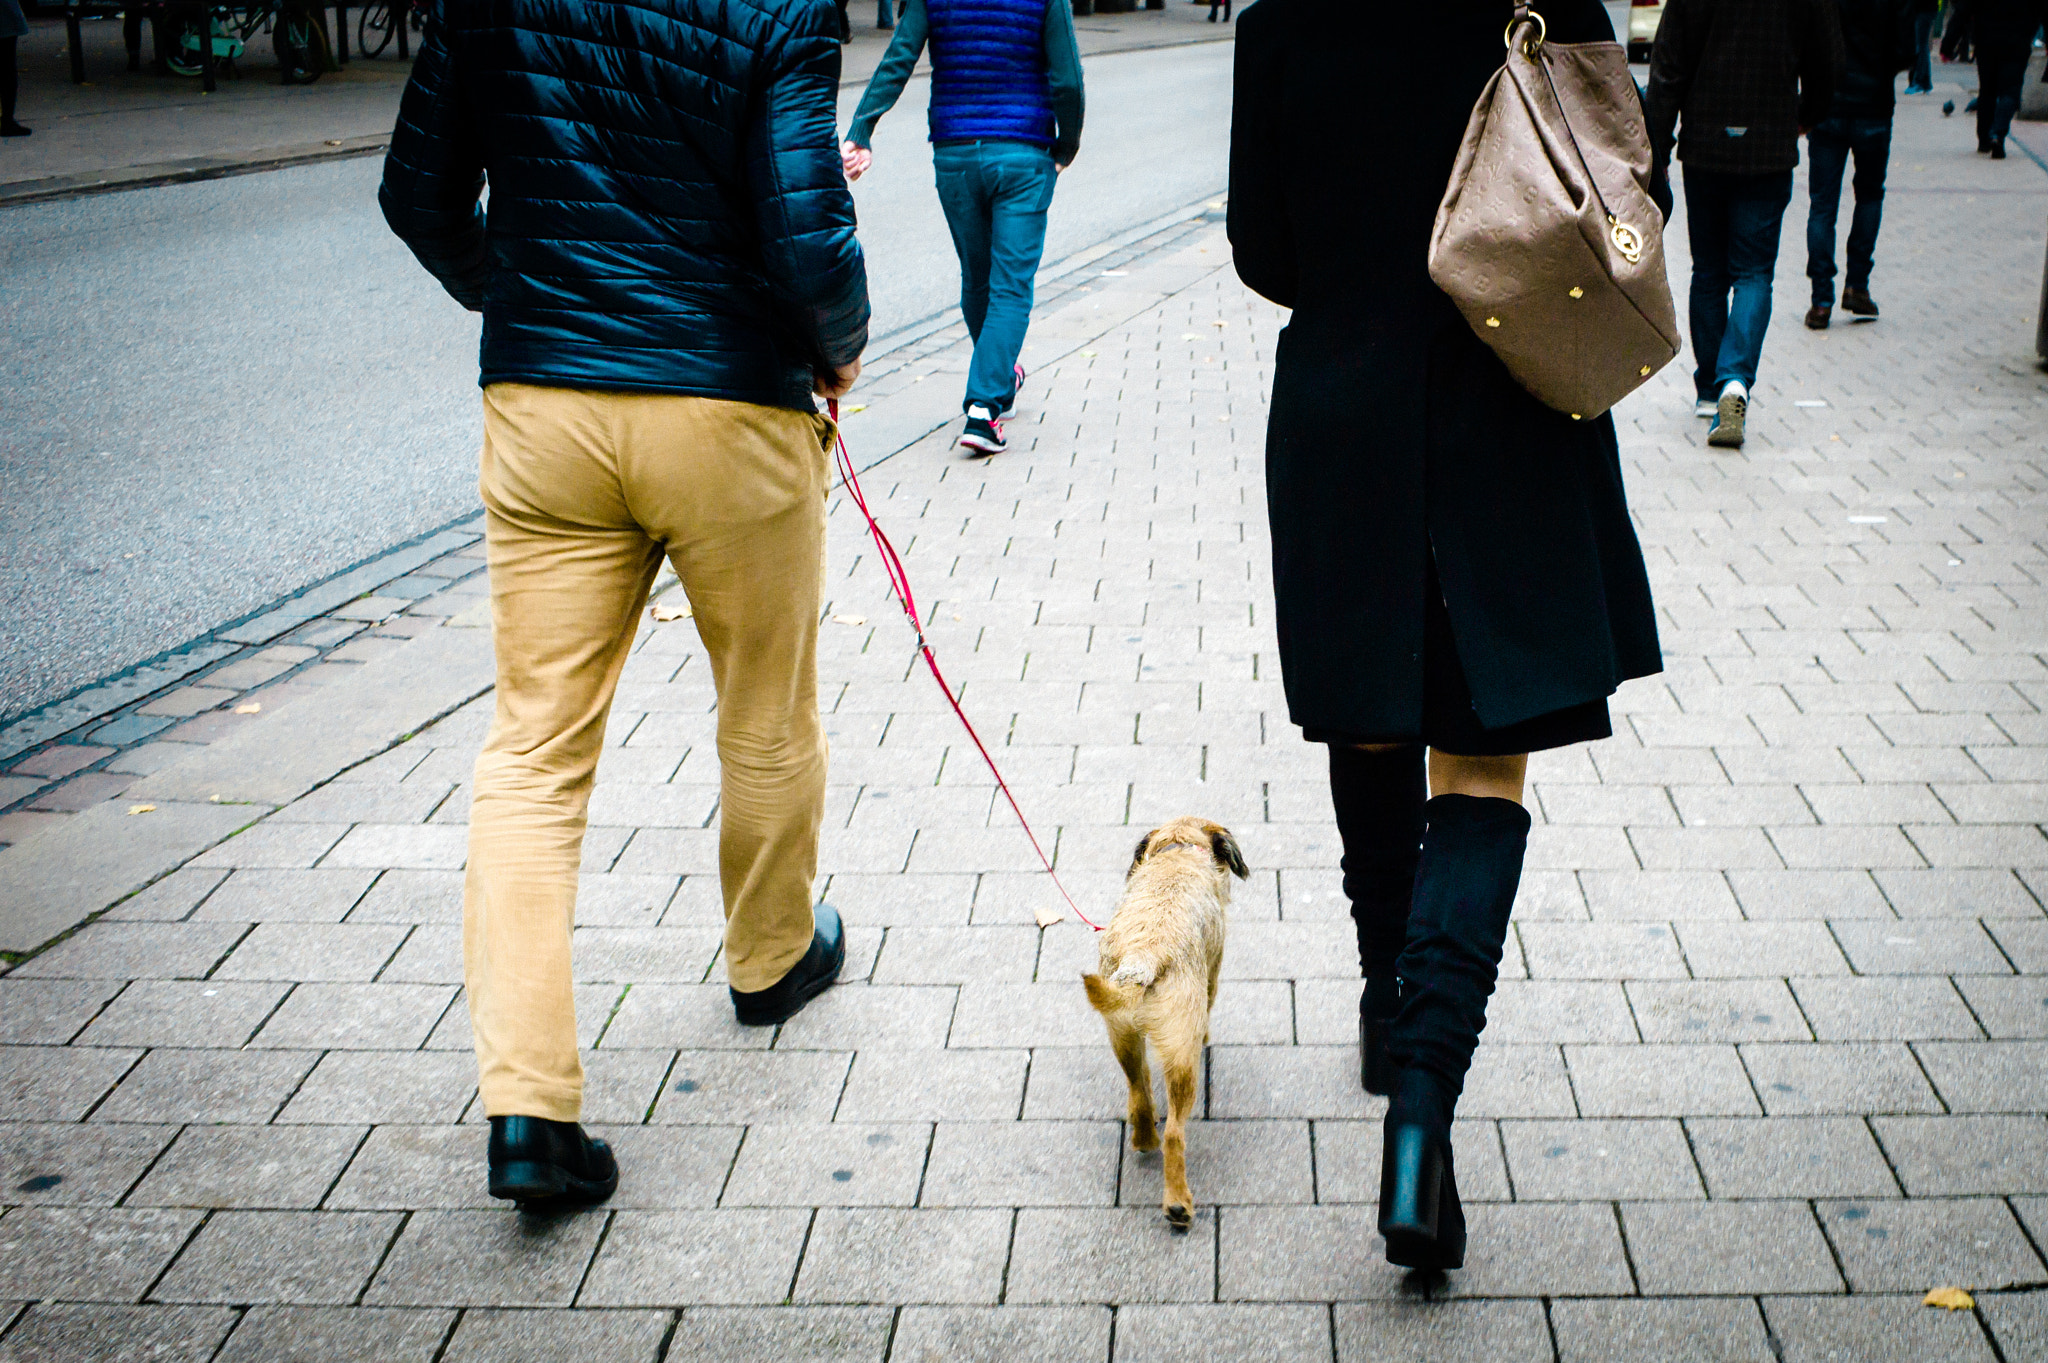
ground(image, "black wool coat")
xmin=1228 ymin=0 xmax=1664 ymax=739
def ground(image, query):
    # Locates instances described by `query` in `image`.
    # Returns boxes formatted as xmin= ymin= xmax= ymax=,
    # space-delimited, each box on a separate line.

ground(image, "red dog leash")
xmin=828 ymin=399 xmax=1101 ymax=932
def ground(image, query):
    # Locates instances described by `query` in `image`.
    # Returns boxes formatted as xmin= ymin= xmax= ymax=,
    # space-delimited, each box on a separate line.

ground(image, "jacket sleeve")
xmin=377 ymin=14 xmax=488 ymax=310
xmin=1642 ymin=0 xmax=1692 ymax=172
xmin=747 ymin=4 xmax=872 ymax=371
xmin=1226 ymin=4 xmax=1295 ymax=309
xmin=1797 ymin=0 xmax=1845 ymax=130
xmin=846 ymin=0 xmax=928 ymax=147
xmin=1044 ymin=0 xmax=1085 ymax=166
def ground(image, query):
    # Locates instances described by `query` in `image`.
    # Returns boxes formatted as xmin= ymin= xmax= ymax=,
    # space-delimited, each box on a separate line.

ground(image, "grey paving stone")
xmin=93 ymin=1048 xmax=314 ymax=1125
xmin=795 ymin=1208 xmax=1012 ymax=1305
xmin=377 ymin=925 xmax=463 ymax=985
xmin=1551 ymin=1297 xmax=1773 ymax=1362
xmin=1334 ymin=1301 xmax=1553 ymax=1362
xmin=1876 ymin=868 xmax=2041 ymax=919
xmin=1915 ymin=1040 xmax=2048 ymax=1112
xmin=1500 ymin=1119 xmax=1703 ymax=1200
xmin=1816 ymin=1198 xmax=2046 ymax=1292
xmin=12 ymin=922 xmax=250 ymax=980
xmin=1685 ymin=1117 xmax=1898 ymax=1199
xmin=1311 ymin=1120 xmax=1506 ymax=1204
xmin=594 ymin=1126 xmax=744 ymax=1211
xmin=439 ymin=1308 xmax=670 ymax=1362
xmin=213 ymin=923 xmax=410 ymax=982
xmin=573 ymin=928 xmax=725 ymax=984
xmin=1117 ymin=1304 xmax=1333 ymax=1362
xmin=1621 ymin=1200 xmax=1842 ymax=1294
xmin=1728 ymin=870 xmax=1891 ymax=920
xmin=1483 ymin=982 xmax=1639 ymax=1044
xmin=1458 ymin=1045 xmax=1580 ymax=1118
xmin=192 ymin=824 xmax=348 ymax=870
xmin=81 ymin=978 xmax=296 ymax=1051
xmin=251 ymin=982 xmax=457 ymax=1050
xmin=1565 ymin=1044 xmax=1761 ymax=1116
xmin=1763 ymin=1294 xmax=1999 ymax=1363
xmin=1208 ymin=1046 xmax=1371 ymax=1120
xmin=0 ymin=1303 xmax=236 ymax=1363
xmin=834 ymin=1048 xmax=1027 ymax=1122
xmin=1790 ymin=977 xmax=1984 ymax=1040
xmin=277 ymin=1051 xmax=476 ymax=1124
xmin=0 ymin=1207 xmax=202 ymax=1301
xmin=1445 ymin=1203 xmax=1635 ymax=1298
xmin=922 ymin=1119 xmax=1119 ymax=1207
xmin=1989 ymin=918 xmax=2048 ymax=972
xmin=661 ymin=1306 xmax=890 ymax=1362
xmin=0 ymin=1123 xmax=173 ymax=1207
xmin=1021 ymin=1046 xmax=1136 ymax=1121
xmin=1740 ymin=1043 xmax=1942 ymax=1115
xmin=215 ymin=1306 xmax=456 ymax=1363
xmin=323 ymin=1125 xmax=496 ymax=1210
xmin=871 ymin=925 xmax=1039 ymax=983
xmin=1580 ymin=871 xmax=1740 ymax=921
xmin=1009 ymin=1206 xmax=1215 ymax=1303
xmin=1979 ymin=1293 xmax=2048 ymax=1363
xmin=153 ymin=1210 xmax=401 ymax=1305
xmin=1224 ymin=921 xmax=1357 ymax=979
xmin=577 ymin=1209 xmax=809 ymax=1306
xmin=1872 ymin=1115 xmax=2048 ymax=1195
xmin=129 ymin=1125 xmax=364 ymax=1210
xmin=1112 ymin=1119 xmax=1315 ymax=1207
xmin=948 ymin=981 xmax=1103 ymax=1047
xmin=597 ymin=985 xmax=770 ymax=1050
xmin=651 ymin=1051 xmax=852 ymax=1124
xmin=347 ymin=870 xmax=464 ymax=924
xmin=0 ymin=979 xmax=123 ymax=1044
xmin=192 ymin=869 xmax=379 ymax=923
xmin=363 ymin=1208 xmax=608 ymax=1307
xmin=723 ymin=1122 xmax=930 ymax=1207
xmin=1955 ymin=975 xmax=2048 ymax=1037
xmin=99 ymin=867 xmax=232 ymax=922
xmin=1673 ymin=922 xmax=1850 ymax=977
xmin=1520 ymin=923 xmax=1688 ymax=979
xmin=1830 ymin=919 xmax=2014 ymax=975
xmin=1626 ymin=979 xmax=1811 ymax=1042
xmin=774 ymin=985 xmax=957 ymax=1050
xmin=888 ymin=1306 xmax=1111 ymax=1363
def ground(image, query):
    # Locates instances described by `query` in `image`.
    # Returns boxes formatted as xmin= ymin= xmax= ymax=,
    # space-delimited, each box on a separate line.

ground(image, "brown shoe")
xmin=1842 ymin=288 xmax=1879 ymax=318
xmin=1805 ymin=305 xmax=1832 ymax=330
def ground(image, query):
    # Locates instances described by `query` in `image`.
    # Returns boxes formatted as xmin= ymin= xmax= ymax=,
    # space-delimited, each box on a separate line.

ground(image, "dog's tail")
xmin=1082 ymin=956 xmax=1157 ymax=1014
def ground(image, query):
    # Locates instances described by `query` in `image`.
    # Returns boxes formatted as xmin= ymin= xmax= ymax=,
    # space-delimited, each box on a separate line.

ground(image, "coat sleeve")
xmin=377 ymin=14 xmax=488 ymax=310
xmin=1642 ymin=0 xmax=1692 ymax=173
xmin=746 ymin=4 xmax=872 ymax=372
xmin=1226 ymin=5 xmax=1296 ymax=310
xmin=1796 ymin=0 xmax=1845 ymax=130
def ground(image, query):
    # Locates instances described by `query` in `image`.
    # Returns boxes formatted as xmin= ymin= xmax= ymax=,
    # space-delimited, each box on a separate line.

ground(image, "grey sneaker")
xmin=1707 ymin=381 xmax=1747 ymax=448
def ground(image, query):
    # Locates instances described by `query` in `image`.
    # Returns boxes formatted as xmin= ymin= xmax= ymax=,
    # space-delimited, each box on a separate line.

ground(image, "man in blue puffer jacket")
xmin=842 ymin=0 xmax=1085 ymax=455
xmin=381 ymin=0 xmax=869 ymax=1209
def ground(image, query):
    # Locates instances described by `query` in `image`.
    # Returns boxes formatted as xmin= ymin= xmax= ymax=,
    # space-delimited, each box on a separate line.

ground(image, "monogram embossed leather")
xmin=1429 ymin=4 xmax=1680 ymax=421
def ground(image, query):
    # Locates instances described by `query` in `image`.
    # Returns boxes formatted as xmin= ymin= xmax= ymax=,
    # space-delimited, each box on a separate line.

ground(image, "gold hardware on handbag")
xmin=1429 ymin=3 xmax=1680 ymax=421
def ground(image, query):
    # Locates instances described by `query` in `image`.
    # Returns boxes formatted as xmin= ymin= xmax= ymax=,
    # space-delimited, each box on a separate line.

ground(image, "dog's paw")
xmin=1130 ymin=1125 xmax=1160 ymax=1153
xmin=1164 ymin=1202 xmax=1193 ymax=1231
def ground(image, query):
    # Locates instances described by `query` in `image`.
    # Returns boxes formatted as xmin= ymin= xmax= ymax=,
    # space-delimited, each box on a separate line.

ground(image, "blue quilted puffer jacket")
xmin=379 ymin=0 xmax=869 ymax=412
xmin=927 ymin=0 xmax=1056 ymax=145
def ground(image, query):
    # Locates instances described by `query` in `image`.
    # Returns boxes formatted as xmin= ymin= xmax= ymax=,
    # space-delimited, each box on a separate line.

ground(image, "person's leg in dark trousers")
xmin=1978 ymin=42 xmax=2027 ymax=153
xmin=1711 ymin=170 xmax=1793 ymax=393
xmin=1328 ymin=744 xmax=1426 ymax=1093
xmin=1683 ymin=167 xmax=1735 ymax=402
xmin=1842 ymin=118 xmax=1892 ymax=300
xmin=1805 ymin=121 xmax=1852 ymax=309
xmin=0 ymin=37 xmax=24 ymax=137
xmin=1908 ymin=9 xmax=1934 ymax=91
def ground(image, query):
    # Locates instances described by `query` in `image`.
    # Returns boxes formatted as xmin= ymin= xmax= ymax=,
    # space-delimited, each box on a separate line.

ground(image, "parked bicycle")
xmin=356 ymin=0 xmax=427 ymax=57
xmin=155 ymin=1 xmax=332 ymax=84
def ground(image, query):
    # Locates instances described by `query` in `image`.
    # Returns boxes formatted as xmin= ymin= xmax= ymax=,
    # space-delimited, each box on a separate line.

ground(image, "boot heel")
xmin=489 ymin=1160 xmax=568 ymax=1203
xmin=1378 ymin=1123 xmax=1441 ymax=1240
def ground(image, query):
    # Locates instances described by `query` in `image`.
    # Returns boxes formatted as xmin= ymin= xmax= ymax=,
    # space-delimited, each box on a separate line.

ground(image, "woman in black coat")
xmin=1230 ymin=0 xmax=1663 ymax=1273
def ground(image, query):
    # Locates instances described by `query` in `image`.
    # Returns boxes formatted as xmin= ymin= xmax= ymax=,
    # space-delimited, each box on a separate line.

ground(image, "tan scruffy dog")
xmin=1082 ymin=817 xmax=1248 ymax=1229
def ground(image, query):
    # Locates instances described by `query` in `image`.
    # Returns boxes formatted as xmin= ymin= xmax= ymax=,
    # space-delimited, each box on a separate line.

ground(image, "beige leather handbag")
xmin=1428 ymin=4 xmax=1679 ymax=421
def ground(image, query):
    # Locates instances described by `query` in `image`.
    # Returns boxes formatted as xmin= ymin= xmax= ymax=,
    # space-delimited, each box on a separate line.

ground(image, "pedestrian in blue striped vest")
xmin=843 ymin=0 xmax=1086 ymax=455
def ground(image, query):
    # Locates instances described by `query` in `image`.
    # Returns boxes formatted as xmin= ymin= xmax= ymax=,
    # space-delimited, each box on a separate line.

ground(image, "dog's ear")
xmin=1208 ymin=827 xmax=1249 ymax=880
xmin=1128 ymin=830 xmax=1156 ymax=880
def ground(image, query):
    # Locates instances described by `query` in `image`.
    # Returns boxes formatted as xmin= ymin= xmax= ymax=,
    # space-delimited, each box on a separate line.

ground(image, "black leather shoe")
xmin=1378 ymin=1122 xmax=1465 ymax=1270
xmin=488 ymin=1116 xmax=618 ymax=1206
xmin=731 ymin=905 xmax=844 ymax=1026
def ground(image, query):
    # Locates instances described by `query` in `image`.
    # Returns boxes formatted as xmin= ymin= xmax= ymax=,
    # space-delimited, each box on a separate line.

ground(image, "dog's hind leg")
xmin=1159 ymin=1033 xmax=1201 ymax=1229
xmin=1109 ymin=1021 xmax=1158 ymax=1152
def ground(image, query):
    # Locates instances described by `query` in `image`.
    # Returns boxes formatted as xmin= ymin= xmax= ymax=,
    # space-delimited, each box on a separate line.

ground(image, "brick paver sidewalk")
xmin=0 ymin=95 xmax=2045 ymax=1361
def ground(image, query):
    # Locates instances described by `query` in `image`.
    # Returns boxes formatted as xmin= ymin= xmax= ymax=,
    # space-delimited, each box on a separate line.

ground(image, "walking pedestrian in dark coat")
xmin=1948 ymin=0 xmax=2048 ymax=156
xmin=1230 ymin=0 xmax=1663 ymax=1274
xmin=1804 ymin=0 xmax=1916 ymax=328
xmin=0 ymin=0 xmax=29 ymax=137
xmin=1646 ymin=0 xmax=1843 ymax=447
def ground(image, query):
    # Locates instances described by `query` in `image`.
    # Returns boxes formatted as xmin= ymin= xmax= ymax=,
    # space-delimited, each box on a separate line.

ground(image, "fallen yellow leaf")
xmin=650 ymin=600 xmax=691 ymax=622
xmin=127 ymin=804 xmax=156 ymax=815
xmin=845 ymin=404 xmax=867 ymax=414
xmin=1034 ymin=903 xmax=1064 ymax=927
xmin=830 ymin=613 xmax=867 ymax=627
xmin=234 ymin=702 xmax=261 ymax=714
xmin=1080 ymin=350 xmax=1098 ymax=358
xmin=1924 ymin=1287 xmax=1974 ymax=1311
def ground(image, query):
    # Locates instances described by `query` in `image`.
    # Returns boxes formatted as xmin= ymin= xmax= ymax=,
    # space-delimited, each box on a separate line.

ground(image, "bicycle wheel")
xmin=357 ymin=0 xmax=394 ymax=56
xmin=159 ymin=1 xmax=208 ymax=76
xmin=273 ymin=1 xmax=329 ymax=83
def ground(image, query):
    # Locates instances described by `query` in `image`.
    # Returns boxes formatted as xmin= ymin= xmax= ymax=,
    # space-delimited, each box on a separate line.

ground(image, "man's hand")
xmin=815 ymin=359 xmax=862 ymax=400
xmin=841 ymin=141 xmax=872 ymax=182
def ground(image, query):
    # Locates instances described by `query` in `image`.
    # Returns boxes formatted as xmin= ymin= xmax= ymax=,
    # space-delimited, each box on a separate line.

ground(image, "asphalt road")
xmin=0 ymin=39 xmax=1232 ymax=724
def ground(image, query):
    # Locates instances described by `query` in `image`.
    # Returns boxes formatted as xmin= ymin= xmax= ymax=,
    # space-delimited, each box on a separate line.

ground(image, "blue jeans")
xmin=933 ymin=139 xmax=1058 ymax=413
xmin=1806 ymin=117 xmax=1892 ymax=305
xmin=1908 ymin=10 xmax=1934 ymax=89
xmin=1683 ymin=166 xmax=1793 ymax=399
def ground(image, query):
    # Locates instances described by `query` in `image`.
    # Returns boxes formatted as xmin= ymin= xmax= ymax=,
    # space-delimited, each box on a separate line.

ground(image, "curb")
xmin=0 ymin=132 xmax=391 ymax=209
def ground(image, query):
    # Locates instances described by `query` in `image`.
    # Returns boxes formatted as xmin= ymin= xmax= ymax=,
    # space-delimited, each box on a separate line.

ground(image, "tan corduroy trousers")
xmin=466 ymin=383 xmax=834 ymax=1120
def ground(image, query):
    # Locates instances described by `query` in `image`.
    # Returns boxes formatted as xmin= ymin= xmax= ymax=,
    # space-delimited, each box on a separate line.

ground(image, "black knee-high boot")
xmin=1327 ymin=744 xmax=1425 ymax=1095
xmin=1377 ymin=792 xmax=1530 ymax=1270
